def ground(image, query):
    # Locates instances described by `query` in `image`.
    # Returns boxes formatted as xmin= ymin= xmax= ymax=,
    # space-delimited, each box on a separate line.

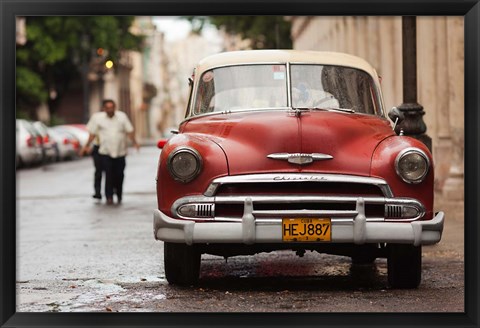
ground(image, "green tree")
xmin=186 ymin=16 xmax=292 ymax=50
xmin=16 ymin=16 xmax=144 ymax=120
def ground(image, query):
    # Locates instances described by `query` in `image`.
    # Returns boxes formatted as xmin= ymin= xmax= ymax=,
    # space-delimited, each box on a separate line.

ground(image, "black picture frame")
xmin=1 ymin=1 xmax=478 ymax=327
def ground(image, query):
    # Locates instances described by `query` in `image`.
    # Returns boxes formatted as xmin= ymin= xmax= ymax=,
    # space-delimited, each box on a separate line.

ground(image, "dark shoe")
xmin=92 ymin=194 xmax=102 ymax=200
xmin=117 ymin=195 xmax=122 ymax=204
xmin=106 ymin=198 xmax=114 ymax=205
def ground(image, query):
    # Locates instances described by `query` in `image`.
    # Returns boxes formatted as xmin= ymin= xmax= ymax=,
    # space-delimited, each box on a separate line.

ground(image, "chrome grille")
xmin=196 ymin=204 xmax=214 ymax=218
xmin=385 ymin=205 xmax=402 ymax=218
xmin=215 ymin=182 xmax=385 ymax=197
xmin=172 ymin=174 xmax=425 ymax=222
xmin=205 ymin=173 xmax=394 ymax=198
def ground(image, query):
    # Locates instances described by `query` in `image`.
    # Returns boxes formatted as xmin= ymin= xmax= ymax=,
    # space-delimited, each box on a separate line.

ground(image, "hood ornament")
xmin=267 ymin=153 xmax=333 ymax=165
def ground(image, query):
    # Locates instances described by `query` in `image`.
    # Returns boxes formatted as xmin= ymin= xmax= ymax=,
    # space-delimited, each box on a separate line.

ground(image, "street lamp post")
xmin=81 ymin=33 xmax=90 ymax=124
xmin=395 ymin=16 xmax=432 ymax=151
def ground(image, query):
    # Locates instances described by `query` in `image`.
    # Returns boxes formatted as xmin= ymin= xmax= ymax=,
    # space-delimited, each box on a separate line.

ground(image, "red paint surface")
xmin=157 ymin=110 xmax=434 ymax=218
xmin=184 ymin=111 xmax=394 ymax=176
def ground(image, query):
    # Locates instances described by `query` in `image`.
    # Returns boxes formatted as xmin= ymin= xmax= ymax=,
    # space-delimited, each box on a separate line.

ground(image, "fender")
xmin=371 ymin=135 xmax=434 ymax=220
xmin=156 ymin=133 xmax=228 ymax=216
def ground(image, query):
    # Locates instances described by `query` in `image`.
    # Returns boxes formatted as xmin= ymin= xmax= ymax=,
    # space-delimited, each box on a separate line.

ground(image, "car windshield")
xmin=192 ymin=64 xmax=381 ymax=116
xmin=291 ymin=64 xmax=380 ymax=115
xmin=193 ymin=64 xmax=288 ymax=114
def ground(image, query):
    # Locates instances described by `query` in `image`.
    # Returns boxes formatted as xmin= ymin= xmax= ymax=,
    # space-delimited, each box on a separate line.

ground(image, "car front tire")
xmin=164 ymin=242 xmax=201 ymax=286
xmin=351 ymin=245 xmax=377 ymax=265
xmin=387 ymin=244 xmax=422 ymax=289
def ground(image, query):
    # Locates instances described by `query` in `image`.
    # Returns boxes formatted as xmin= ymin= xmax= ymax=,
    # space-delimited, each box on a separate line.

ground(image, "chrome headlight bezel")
xmin=167 ymin=147 xmax=203 ymax=183
xmin=394 ymin=147 xmax=430 ymax=184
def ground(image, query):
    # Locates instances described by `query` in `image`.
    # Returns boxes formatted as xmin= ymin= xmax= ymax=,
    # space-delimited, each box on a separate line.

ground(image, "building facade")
xmin=291 ymin=16 xmax=464 ymax=202
xmin=87 ymin=17 xmax=166 ymax=142
xmin=162 ymin=31 xmax=223 ymax=132
xmin=16 ymin=17 xmax=27 ymax=45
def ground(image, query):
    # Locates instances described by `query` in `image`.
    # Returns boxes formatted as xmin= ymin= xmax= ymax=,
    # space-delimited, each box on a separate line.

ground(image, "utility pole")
xmin=395 ymin=16 xmax=432 ymax=151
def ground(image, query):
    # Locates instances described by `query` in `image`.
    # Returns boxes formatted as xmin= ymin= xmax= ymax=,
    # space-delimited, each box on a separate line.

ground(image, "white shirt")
xmin=87 ymin=111 xmax=134 ymax=158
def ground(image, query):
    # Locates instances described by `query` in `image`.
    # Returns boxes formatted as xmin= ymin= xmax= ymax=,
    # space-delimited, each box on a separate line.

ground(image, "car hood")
xmin=183 ymin=110 xmax=395 ymax=176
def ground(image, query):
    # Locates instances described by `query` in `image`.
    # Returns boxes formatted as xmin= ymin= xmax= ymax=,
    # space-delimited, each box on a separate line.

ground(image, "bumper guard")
xmin=154 ymin=197 xmax=444 ymax=247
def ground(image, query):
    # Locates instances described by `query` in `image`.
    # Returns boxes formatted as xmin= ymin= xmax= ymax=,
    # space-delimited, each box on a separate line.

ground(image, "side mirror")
xmin=388 ymin=107 xmax=404 ymax=129
xmin=157 ymin=138 xmax=168 ymax=149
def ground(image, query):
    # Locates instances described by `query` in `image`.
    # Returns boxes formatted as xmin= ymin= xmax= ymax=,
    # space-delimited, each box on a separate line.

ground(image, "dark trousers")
xmin=101 ymin=154 xmax=126 ymax=199
xmin=92 ymin=145 xmax=104 ymax=196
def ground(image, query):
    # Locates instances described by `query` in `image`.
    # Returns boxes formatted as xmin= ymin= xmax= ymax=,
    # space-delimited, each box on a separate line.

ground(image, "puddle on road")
xmin=116 ymin=275 xmax=166 ymax=284
xmin=55 ymin=279 xmax=126 ymax=311
xmin=16 ymin=276 xmax=169 ymax=312
xmin=54 ymin=277 xmax=168 ymax=312
xmin=82 ymin=279 xmax=126 ymax=292
xmin=109 ymin=291 xmax=166 ymax=304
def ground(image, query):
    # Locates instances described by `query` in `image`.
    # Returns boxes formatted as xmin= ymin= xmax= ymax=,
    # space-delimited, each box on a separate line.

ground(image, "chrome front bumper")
xmin=153 ymin=198 xmax=444 ymax=247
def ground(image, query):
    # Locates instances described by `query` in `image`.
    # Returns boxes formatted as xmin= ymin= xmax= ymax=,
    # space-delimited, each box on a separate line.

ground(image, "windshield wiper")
xmin=321 ymin=107 xmax=355 ymax=113
xmin=292 ymin=107 xmax=355 ymax=114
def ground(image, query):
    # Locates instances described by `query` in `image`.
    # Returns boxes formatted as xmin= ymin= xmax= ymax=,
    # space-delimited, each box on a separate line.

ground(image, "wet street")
xmin=16 ymin=146 xmax=464 ymax=312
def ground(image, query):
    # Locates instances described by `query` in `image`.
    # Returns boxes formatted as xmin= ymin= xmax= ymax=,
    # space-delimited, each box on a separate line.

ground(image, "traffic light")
xmin=105 ymin=60 xmax=114 ymax=69
xmin=94 ymin=48 xmax=113 ymax=71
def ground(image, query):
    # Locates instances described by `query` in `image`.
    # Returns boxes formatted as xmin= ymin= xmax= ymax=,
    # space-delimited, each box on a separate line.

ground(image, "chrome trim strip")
xmin=172 ymin=194 xmax=425 ymax=222
xmin=204 ymin=173 xmax=394 ymax=198
xmin=174 ymin=216 xmax=390 ymax=224
xmin=253 ymin=209 xmax=357 ymax=217
xmin=214 ymin=195 xmax=387 ymax=204
xmin=286 ymin=62 xmax=292 ymax=107
xmin=172 ymin=197 xmax=215 ymax=220
xmin=177 ymin=203 xmax=215 ymax=219
xmin=267 ymin=153 xmax=333 ymax=165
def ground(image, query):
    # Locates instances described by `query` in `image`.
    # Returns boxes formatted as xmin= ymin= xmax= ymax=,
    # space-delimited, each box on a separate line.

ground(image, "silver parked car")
xmin=47 ymin=128 xmax=80 ymax=161
xmin=53 ymin=124 xmax=90 ymax=150
xmin=16 ymin=119 xmax=43 ymax=167
xmin=32 ymin=121 xmax=58 ymax=162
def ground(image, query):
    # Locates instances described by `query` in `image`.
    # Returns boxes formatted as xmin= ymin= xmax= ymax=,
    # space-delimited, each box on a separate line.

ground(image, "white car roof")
xmin=195 ymin=50 xmax=379 ymax=80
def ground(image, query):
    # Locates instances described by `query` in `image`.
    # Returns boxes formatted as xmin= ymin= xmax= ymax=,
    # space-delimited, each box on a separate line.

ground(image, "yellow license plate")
xmin=282 ymin=218 xmax=331 ymax=242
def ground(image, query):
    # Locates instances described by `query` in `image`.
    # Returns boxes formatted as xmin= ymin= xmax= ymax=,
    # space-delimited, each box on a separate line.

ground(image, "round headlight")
xmin=395 ymin=148 xmax=430 ymax=184
xmin=167 ymin=147 xmax=203 ymax=183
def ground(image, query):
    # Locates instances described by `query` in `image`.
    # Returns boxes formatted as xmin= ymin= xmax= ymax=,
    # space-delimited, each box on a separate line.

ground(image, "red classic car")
xmin=154 ymin=50 xmax=444 ymax=288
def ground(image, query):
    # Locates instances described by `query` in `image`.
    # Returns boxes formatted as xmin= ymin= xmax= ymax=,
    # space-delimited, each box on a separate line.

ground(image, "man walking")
xmin=81 ymin=99 xmax=139 ymax=205
xmin=90 ymin=116 xmax=104 ymax=200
